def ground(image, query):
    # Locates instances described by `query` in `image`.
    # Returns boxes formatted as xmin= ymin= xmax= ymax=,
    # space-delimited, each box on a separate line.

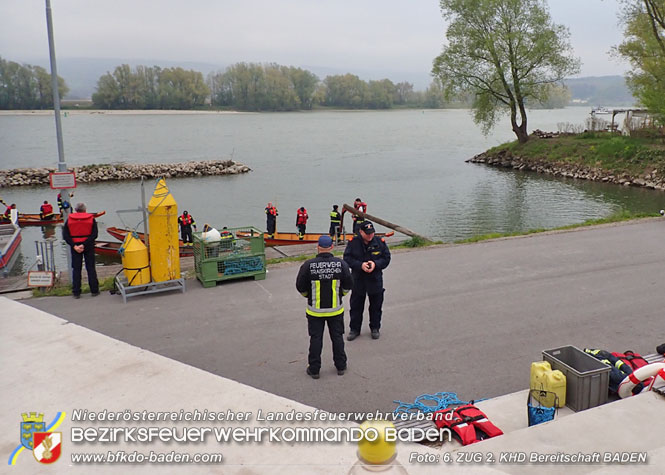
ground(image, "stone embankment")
xmin=0 ymin=160 xmax=251 ymax=187
xmin=467 ymin=150 xmax=665 ymax=191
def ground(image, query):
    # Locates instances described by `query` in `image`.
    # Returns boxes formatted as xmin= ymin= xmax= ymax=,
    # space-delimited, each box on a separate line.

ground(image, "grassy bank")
xmin=487 ymin=131 xmax=665 ymax=177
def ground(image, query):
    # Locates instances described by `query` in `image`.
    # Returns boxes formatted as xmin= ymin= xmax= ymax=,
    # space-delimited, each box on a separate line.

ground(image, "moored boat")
xmin=236 ymin=229 xmax=395 ymax=246
xmin=0 ymin=224 xmax=22 ymax=276
xmin=94 ymin=239 xmax=194 ymax=257
xmin=17 ymin=210 xmax=106 ymax=227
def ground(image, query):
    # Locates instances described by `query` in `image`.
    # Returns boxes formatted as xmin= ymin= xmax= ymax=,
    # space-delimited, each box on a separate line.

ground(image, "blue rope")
xmin=393 ymin=392 xmax=488 ymax=414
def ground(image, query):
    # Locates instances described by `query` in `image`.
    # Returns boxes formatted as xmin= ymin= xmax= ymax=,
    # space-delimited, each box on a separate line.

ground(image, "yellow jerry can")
xmin=530 ymin=361 xmax=566 ymax=408
xmin=147 ymin=179 xmax=180 ymax=282
xmin=120 ymin=232 xmax=150 ymax=286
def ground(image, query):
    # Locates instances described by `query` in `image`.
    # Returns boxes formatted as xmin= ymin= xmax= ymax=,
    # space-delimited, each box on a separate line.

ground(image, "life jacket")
xmin=296 ymin=208 xmax=308 ymax=225
xmin=433 ymin=404 xmax=503 ymax=446
xmin=67 ymin=213 xmax=94 ymax=243
xmin=585 ymin=348 xmax=644 ymax=394
xmin=266 ymin=206 xmax=277 ymax=217
xmin=3 ymin=206 xmax=10 ymax=218
xmin=220 ymin=230 xmax=233 ymax=240
xmin=353 ymin=202 xmax=367 ymax=221
xmin=179 ymin=214 xmax=193 ymax=226
xmin=41 ymin=203 xmax=54 ymax=215
xmin=330 ymin=210 xmax=341 ymax=223
xmin=612 ymin=351 xmax=650 ymax=371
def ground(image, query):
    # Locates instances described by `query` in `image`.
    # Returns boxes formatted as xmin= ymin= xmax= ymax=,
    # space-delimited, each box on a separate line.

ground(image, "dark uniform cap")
xmin=360 ymin=221 xmax=375 ymax=233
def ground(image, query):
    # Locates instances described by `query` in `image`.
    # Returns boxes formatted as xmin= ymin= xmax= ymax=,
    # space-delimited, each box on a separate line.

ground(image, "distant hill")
xmin=564 ymin=76 xmax=636 ymax=107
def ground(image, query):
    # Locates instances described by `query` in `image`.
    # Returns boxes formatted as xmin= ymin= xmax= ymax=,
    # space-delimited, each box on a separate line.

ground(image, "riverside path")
xmin=27 ymin=218 xmax=665 ymax=416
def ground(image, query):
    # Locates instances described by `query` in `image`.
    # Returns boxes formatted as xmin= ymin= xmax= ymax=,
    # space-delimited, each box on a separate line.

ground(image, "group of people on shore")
xmin=264 ymin=198 xmax=368 ymax=241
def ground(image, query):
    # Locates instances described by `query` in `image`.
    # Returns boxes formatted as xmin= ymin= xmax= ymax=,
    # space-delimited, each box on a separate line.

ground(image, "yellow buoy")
xmin=147 ymin=179 xmax=180 ymax=282
xmin=120 ymin=232 xmax=151 ymax=286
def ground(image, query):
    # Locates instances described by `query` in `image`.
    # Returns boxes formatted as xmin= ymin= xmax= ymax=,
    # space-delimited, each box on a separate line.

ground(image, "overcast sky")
xmin=0 ymin=0 xmax=627 ymax=78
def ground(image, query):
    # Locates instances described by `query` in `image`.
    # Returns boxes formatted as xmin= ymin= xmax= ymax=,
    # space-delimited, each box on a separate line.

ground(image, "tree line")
xmin=0 ymin=56 xmax=69 ymax=109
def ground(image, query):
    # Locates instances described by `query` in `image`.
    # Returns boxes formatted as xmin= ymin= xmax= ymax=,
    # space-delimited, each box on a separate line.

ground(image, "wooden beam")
xmin=341 ymin=203 xmax=432 ymax=242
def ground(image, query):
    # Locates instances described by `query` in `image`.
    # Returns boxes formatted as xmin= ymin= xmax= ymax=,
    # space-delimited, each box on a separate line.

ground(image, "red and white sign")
xmin=33 ymin=432 xmax=61 ymax=464
xmin=49 ymin=172 xmax=76 ymax=189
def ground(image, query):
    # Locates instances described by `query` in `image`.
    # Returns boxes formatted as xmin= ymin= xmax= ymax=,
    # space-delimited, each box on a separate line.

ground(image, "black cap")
xmin=360 ymin=221 xmax=375 ymax=234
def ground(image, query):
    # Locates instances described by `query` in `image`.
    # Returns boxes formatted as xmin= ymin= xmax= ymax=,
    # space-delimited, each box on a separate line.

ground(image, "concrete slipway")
xmin=2 ymin=218 xmax=665 ymax=473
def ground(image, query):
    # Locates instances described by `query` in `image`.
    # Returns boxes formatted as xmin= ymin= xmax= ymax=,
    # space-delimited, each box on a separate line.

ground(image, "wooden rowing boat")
xmin=94 ymin=239 xmax=194 ymax=257
xmin=236 ymin=230 xmax=395 ymax=246
xmin=17 ymin=210 xmax=106 ymax=227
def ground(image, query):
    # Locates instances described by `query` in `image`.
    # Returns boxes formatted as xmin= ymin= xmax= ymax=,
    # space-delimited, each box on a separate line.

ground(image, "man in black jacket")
xmin=343 ymin=221 xmax=391 ymax=340
xmin=296 ymin=235 xmax=353 ymax=379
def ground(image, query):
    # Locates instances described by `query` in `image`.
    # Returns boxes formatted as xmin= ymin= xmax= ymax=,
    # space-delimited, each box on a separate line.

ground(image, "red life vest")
xmin=266 ymin=206 xmax=277 ymax=217
xmin=41 ymin=203 xmax=54 ymax=215
xmin=67 ymin=213 xmax=94 ymax=243
xmin=433 ymin=404 xmax=503 ymax=446
xmin=353 ymin=201 xmax=367 ymax=221
xmin=612 ymin=351 xmax=650 ymax=371
xmin=179 ymin=214 xmax=193 ymax=226
xmin=296 ymin=208 xmax=308 ymax=225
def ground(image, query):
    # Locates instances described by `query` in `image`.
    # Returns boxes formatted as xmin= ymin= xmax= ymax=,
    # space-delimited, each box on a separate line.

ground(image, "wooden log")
xmin=341 ymin=203 xmax=431 ymax=242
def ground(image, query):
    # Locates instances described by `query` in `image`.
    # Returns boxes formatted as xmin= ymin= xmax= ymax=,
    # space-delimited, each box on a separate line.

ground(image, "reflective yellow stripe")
xmin=306 ymin=308 xmax=344 ymax=317
xmin=332 ymin=279 xmax=337 ymax=310
xmin=315 ymin=281 xmax=321 ymax=309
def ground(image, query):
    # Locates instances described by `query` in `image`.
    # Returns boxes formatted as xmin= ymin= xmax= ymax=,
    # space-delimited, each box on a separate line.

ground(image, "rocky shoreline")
xmin=0 ymin=160 xmax=251 ymax=187
xmin=466 ymin=150 xmax=665 ymax=191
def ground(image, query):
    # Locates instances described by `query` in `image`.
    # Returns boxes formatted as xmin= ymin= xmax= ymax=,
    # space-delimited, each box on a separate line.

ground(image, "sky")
xmin=0 ymin=0 xmax=628 ymax=81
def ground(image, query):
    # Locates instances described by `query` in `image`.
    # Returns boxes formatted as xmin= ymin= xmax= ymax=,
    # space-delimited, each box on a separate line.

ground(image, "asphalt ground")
xmin=27 ymin=219 xmax=665 ymax=418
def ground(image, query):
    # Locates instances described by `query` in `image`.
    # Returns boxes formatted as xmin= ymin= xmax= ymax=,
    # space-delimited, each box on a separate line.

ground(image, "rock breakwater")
xmin=467 ymin=150 xmax=665 ymax=191
xmin=0 ymin=160 xmax=251 ymax=187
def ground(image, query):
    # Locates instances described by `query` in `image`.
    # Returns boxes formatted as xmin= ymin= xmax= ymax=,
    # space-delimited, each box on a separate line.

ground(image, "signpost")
xmin=27 ymin=271 xmax=55 ymax=288
xmin=49 ymin=171 xmax=76 ymax=189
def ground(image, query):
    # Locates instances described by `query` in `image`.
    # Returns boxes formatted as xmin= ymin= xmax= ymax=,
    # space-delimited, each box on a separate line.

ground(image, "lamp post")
xmin=45 ymin=0 xmax=72 ymax=279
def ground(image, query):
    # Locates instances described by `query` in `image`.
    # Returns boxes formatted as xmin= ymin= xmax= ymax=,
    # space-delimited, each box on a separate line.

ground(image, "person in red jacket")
xmin=296 ymin=207 xmax=309 ymax=240
xmin=62 ymin=202 xmax=99 ymax=299
xmin=40 ymin=200 xmax=55 ymax=220
xmin=353 ymin=198 xmax=367 ymax=234
xmin=178 ymin=210 xmax=197 ymax=246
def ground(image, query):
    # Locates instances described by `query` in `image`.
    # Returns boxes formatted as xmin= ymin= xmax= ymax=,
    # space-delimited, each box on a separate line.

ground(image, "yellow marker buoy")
xmin=147 ymin=179 xmax=180 ymax=282
xmin=120 ymin=232 xmax=150 ymax=286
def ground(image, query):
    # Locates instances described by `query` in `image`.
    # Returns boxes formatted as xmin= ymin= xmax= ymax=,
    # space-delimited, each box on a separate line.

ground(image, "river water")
xmin=1 ymin=108 xmax=662 ymax=275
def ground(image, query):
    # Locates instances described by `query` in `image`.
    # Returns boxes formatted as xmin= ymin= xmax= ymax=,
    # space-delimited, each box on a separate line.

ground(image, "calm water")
xmin=1 ymin=108 xmax=663 ymax=275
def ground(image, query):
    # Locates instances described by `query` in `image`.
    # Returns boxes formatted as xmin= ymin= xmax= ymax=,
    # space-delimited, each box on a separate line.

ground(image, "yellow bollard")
xmin=120 ymin=232 xmax=151 ymax=286
xmin=147 ymin=179 xmax=180 ymax=282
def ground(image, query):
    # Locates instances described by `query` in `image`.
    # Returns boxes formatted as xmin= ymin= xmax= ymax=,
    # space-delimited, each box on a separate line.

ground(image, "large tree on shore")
xmin=432 ymin=0 xmax=580 ymax=143
xmin=616 ymin=0 xmax=665 ymax=120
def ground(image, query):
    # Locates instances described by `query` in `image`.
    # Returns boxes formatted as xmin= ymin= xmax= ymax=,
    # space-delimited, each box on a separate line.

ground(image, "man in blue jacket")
xmin=343 ymin=221 xmax=391 ymax=341
xmin=296 ymin=235 xmax=353 ymax=379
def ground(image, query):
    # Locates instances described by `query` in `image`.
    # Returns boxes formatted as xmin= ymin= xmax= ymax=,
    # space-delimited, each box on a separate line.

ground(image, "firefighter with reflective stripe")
xmin=265 ymin=202 xmax=278 ymax=237
xmin=352 ymin=198 xmax=367 ymax=234
xmin=57 ymin=191 xmax=71 ymax=212
xmin=2 ymin=203 xmax=16 ymax=223
xmin=62 ymin=202 xmax=99 ymax=298
xmin=178 ymin=210 xmax=197 ymax=246
xmin=40 ymin=200 xmax=55 ymax=220
xmin=343 ymin=220 xmax=391 ymax=341
xmin=296 ymin=206 xmax=308 ymax=240
xmin=296 ymin=235 xmax=353 ymax=379
xmin=329 ymin=204 xmax=341 ymax=242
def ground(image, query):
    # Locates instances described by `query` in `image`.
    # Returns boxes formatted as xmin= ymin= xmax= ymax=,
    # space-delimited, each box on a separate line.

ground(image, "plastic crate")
xmin=193 ymin=226 xmax=266 ymax=288
xmin=542 ymin=345 xmax=610 ymax=412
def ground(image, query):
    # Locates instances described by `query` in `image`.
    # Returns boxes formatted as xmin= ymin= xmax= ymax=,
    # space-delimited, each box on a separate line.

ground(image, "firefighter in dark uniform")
xmin=178 ymin=210 xmax=197 ymax=246
xmin=265 ymin=202 xmax=278 ymax=237
xmin=62 ymin=202 xmax=99 ymax=298
xmin=343 ymin=220 xmax=391 ymax=340
xmin=329 ymin=204 xmax=341 ymax=242
xmin=296 ymin=235 xmax=353 ymax=379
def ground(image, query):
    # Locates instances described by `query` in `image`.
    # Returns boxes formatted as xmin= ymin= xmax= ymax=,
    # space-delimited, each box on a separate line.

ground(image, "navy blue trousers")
xmin=349 ymin=280 xmax=385 ymax=333
xmin=307 ymin=314 xmax=346 ymax=373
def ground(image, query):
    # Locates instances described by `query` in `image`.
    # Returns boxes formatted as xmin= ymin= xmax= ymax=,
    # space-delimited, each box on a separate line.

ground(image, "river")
xmin=1 ymin=108 xmax=662 ymax=276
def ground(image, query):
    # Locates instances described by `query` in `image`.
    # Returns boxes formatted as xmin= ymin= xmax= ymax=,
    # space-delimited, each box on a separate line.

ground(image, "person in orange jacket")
xmin=296 ymin=207 xmax=309 ymax=240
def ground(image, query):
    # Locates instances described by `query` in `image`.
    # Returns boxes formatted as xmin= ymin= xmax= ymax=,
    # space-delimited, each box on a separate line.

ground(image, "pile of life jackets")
xmin=432 ymin=404 xmax=503 ymax=446
xmin=584 ymin=348 xmax=652 ymax=394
